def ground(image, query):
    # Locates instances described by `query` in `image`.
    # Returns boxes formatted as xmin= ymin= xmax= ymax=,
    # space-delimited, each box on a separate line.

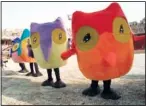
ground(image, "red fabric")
xmin=133 ymin=35 xmax=145 ymax=41
xmin=133 ymin=35 xmax=145 ymax=50
xmin=61 ymin=39 xmax=76 ymax=60
xmin=72 ymin=2 xmax=127 ymax=40
xmin=61 ymin=48 xmax=76 ymax=60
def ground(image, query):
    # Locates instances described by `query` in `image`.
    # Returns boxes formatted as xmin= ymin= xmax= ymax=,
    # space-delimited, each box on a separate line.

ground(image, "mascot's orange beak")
xmin=98 ymin=32 xmax=117 ymax=67
xmin=102 ymin=52 xmax=116 ymax=67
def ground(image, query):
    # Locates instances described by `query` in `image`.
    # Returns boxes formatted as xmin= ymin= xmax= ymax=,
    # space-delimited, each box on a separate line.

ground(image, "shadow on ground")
xmin=2 ymin=70 xmax=19 ymax=76
xmin=2 ymin=70 xmax=145 ymax=105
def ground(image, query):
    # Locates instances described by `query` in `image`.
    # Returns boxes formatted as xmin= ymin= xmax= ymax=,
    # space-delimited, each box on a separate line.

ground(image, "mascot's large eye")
xmin=113 ymin=17 xmax=131 ymax=43
xmin=52 ymin=28 xmax=67 ymax=44
xmin=76 ymin=26 xmax=99 ymax=51
xmin=30 ymin=32 xmax=40 ymax=48
xmin=12 ymin=43 xmax=19 ymax=52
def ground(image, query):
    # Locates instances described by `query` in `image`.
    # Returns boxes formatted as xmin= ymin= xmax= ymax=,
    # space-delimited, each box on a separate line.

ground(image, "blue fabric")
xmin=12 ymin=37 xmax=20 ymax=43
xmin=18 ymin=29 xmax=30 ymax=56
xmin=20 ymin=29 xmax=30 ymax=41
xmin=11 ymin=37 xmax=21 ymax=54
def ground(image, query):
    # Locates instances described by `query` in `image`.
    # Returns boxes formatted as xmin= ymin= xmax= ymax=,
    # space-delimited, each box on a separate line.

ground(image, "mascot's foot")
xmin=101 ymin=89 xmax=121 ymax=100
xmin=82 ymin=87 xmax=100 ymax=97
xmin=41 ymin=79 xmax=54 ymax=86
xmin=35 ymin=72 xmax=43 ymax=77
xmin=18 ymin=69 xmax=28 ymax=73
xmin=52 ymin=80 xmax=66 ymax=88
xmin=25 ymin=72 xmax=36 ymax=77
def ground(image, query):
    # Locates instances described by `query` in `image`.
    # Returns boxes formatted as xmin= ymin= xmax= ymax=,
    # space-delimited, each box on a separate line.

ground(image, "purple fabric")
xmin=30 ymin=17 xmax=65 ymax=61
xmin=27 ymin=45 xmax=34 ymax=58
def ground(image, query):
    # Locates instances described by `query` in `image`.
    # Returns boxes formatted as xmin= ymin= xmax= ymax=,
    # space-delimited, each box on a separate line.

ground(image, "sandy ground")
xmin=1 ymin=53 xmax=145 ymax=105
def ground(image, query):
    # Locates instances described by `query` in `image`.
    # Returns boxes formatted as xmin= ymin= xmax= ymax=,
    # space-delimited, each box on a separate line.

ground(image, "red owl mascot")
xmin=61 ymin=2 xmax=134 ymax=100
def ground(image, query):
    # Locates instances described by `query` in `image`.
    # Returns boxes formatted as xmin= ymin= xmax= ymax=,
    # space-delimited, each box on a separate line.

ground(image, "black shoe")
xmin=52 ymin=80 xmax=66 ymax=88
xmin=82 ymin=86 xmax=100 ymax=97
xmin=19 ymin=69 xmax=29 ymax=73
xmin=35 ymin=72 xmax=43 ymax=77
xmin=26 ymin=72 xmax=38 ymax=77
xmin=25 ymin=72 xmax=34 ymax=76
xmin=101 ymin=89 xmax=121 ymax=100
xmin=41 ymin=79 xmax=54 ymax=86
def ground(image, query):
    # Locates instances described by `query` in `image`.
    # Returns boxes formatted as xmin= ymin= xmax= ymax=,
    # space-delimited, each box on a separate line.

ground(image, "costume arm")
xmin=61 ymin=39 xmax=76 ymax=60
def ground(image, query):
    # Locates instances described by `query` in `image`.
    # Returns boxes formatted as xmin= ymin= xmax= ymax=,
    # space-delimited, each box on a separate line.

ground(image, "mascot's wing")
xmin=61 ymin=38 xmax=76 ymax=60
xmin=18 ymin=29 xmax=30 ymax=56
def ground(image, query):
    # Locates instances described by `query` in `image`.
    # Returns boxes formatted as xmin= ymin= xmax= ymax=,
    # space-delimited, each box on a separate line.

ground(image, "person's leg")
xmin=18 ymin=63 xmax=28 ymax=73
xmin=101 ymin=79 xmax=121 ymax=100
xmin=19 ymin=63 xmax=25 ymax=70
xmin=34 ymin=62 xmax=42 ymax=76
xmin=42 ymin=69 xmax=54 ymax=86
xmin=82 ymin=80 xmax=100 ymax=96
xmin=52 ymin=68 xmax=66 ymax=88
xmin=26 ymin=63 xmax=36 ymax=76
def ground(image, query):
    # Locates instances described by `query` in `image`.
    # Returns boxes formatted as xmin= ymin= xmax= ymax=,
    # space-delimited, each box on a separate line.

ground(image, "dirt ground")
xmin=1 ymin=54 xmax=145 ymax=105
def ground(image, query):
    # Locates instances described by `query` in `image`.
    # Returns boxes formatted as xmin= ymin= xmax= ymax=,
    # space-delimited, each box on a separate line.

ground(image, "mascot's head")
xmin=30 ymin=17 xmax=68 ymax=68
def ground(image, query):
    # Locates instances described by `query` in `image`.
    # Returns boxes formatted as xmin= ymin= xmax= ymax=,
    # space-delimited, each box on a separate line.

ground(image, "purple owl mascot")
xmin=30 ymin=17 xmax=68 ymax=88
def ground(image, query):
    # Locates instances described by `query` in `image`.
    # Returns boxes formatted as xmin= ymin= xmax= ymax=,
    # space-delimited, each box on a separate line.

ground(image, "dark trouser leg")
xmin=18 ymin=63 xmax=28 ymax=73
xmin=52 ymin=68 xmax=66 ymax=88
xmin=101 ymin=79 xmax=121 ymax=100
xmin=26 ymin=63 xmax=35 ymax=76
xmin=82 ymin=80 xmax=100 ymax=96
xmin=103 ymin=80 xmax=111 ymax=92
xmin=41 ymin=69 xmax=53 ymax=86
xmin=30 ymin=63 xmax=34 ymax=74
xmin=54 ymin=68 xmax=61 ymax=81
xmin=47 ymin=69 xmax=53 ymax=80
xmin=34 ymin=62 xmax=42 ymax=76
xmin=19 ymin=63 xmax=25 ymax=70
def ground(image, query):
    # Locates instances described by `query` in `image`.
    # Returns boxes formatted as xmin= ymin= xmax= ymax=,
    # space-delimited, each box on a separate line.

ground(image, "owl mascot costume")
xmin=14 ymin=29 xmax=42 ymax=76
xmin=61 ymin=3 xmax=134 ymax=100
xmin=30 ymin=17 xmax=68 ymax=88
xmin=10 ymin=37 xmax=24 ymax=63
xmin=10 ymin=37 xmax=29 ymax=73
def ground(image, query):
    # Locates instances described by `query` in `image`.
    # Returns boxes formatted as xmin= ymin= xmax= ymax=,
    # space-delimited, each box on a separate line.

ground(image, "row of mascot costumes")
xmin=11 ymin=17 xmax=68 ymax=88
xmin=11 ymin=29 xmax=36 ymax=63
xmin=11 ymin=3 xmax=134 ymax=80
xmin=11 ymin=2 xmax=134 ymax=100
xmin=11 ymin=17 xmax=67 ymax=67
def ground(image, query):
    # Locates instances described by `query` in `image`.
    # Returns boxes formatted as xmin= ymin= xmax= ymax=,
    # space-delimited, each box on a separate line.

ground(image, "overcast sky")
xmin=2 ymin=2 xmax=145 ymax=29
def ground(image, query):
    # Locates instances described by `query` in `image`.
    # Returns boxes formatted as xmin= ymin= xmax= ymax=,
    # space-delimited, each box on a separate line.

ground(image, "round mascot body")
xmin=61 ymin=3 xmax=134 ymax=80
xmin=18 ymin=29 xmax=36 ymax=63
xmin=11 ymin=37 xmax=24 ymax=63
xmin=30 ymin=17 xmax=67 ymax=69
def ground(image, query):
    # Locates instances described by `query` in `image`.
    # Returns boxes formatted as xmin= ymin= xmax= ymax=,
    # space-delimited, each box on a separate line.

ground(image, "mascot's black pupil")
xmin=119 ymin=24 xmax=124 ymax=34
xmin=59 ymin=33 xmax=62 ymax=40
xmin=83 ymin=33 xmax=91 ymax=43
xmin=33 ymin=37 xmax=37 ymax=43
